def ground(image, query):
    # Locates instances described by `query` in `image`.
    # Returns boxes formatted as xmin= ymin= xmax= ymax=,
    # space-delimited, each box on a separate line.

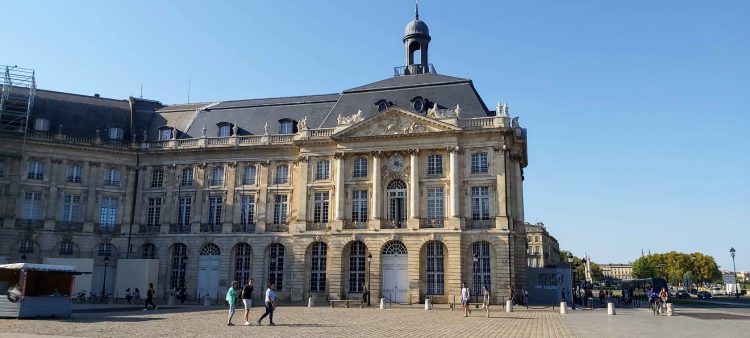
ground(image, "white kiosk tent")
xmin=0 ymin=263 xmax=82 ymax=318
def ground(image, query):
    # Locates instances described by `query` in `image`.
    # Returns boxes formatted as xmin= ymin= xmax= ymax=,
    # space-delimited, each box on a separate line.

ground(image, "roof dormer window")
xmin=157 ymin=126 xmax=173 ymax=141
xmin=375 ymin=99 xmax=390 ymax=112
xmin=279 ymin=119 xmax=296 ymax=135
xmin=216 ymin=122 xmax=234 ymax=137
xmin=34 ymin=118 xmax=50 ymax=132
xmin=109 ymin=127 xmax=124 ymax=140
xmin=411 ymin=97 xmax=425 ymax=113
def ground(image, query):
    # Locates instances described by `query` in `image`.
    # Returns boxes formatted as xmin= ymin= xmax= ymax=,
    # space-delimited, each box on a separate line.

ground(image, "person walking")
xmin=241 ymin=278 xmax=255 ymax=326
xmin=460 ymin=282 xmax=471 ymax=317
xmin=523 ymin=288 xmax=529 ymax=309
xmin=510 ymin=285 xmax=516 ymax=305
xmin=133 ymin=288 xmax=141 ymax=304
xmin=143 ymin=283 xmax=157 ymax=310
xmin=125 ymin=288 xmax=132 ymax=304
xmin=362 ymin=283 xmax=369 ymax=305
xmin=257 ymin=282 xmax=277 ymax=326
xmin=226 ymin=281 xmax=238 ymax=326
xmin=482 ymin=286 xmax=490 ymax=318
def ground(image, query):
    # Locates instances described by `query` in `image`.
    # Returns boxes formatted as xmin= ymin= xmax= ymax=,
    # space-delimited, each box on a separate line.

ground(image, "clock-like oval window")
xmin=413 ymin=98 xmax=424 ymax=113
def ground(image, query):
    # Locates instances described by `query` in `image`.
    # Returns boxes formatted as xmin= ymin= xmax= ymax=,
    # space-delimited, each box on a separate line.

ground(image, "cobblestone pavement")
xmin=0 ymin=305 xmax=576 ymax=338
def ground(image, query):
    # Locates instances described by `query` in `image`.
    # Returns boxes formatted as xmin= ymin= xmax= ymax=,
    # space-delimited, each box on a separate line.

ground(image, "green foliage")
xmin=632 ymin=251 xmax=722 ymax=284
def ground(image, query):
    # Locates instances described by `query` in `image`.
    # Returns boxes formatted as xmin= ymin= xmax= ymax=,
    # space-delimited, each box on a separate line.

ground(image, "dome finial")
xmin=415 ymin=0 xmax=419 ymax=20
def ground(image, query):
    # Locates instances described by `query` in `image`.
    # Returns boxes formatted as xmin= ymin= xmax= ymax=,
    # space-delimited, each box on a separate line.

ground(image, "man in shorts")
xmin=241 ymin=278 xmax=255 ymax=326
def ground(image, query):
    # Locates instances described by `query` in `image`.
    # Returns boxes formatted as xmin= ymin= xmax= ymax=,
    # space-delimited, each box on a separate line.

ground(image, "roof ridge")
xmin=36 ymin=88 xmax=129 ymax=103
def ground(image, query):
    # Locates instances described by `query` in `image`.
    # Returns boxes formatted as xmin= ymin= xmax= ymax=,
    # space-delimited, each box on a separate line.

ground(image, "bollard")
xmin=666 ymin=303 xmax=673 ymax=316
xmin=380 ymin=298 xmax=386 ymax=309
xmin=424 ymin=298 xmax=431 ymax=310
xmin=308 ymin=296 xmax=314 ymax=308
xmin=505 ymin=300 xmax=513 ymax=312
xmin=607 ymin=302 xmax=616 ymax=315
xmin=560 ymin=301 xmax=568 ymax=314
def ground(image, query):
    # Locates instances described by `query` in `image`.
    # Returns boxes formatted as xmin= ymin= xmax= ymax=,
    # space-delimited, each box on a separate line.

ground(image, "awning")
xmin=0 ymin=263 xmax=78 ymax=273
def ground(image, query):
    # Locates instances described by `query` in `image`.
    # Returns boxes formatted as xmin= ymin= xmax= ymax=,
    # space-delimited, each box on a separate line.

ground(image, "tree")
xmin=632 ymin=252 xmax=721 ymax=285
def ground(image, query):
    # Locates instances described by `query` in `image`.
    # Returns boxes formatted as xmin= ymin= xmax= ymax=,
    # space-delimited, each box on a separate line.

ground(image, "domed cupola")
xmin=403 ymin=3 xmax=432 ymax=75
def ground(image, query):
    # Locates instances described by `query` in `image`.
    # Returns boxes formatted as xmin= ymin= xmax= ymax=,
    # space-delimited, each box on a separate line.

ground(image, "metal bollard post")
xmin=308 ymin=296 xmax=314 ymax=308
xmin=560 ymin=301 xmax=567 ymax=314
xmin=607 ymin=302 xmax=616 ymax=315
xmin=379 ymin=298 xmax=385 ymax=309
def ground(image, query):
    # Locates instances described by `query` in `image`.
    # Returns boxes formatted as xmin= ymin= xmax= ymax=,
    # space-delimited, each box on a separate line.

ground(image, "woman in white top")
xmin=461 ymin=282 xmax=471 ymax=317
xmin=257 ymin=282 xmax=276 ymax=326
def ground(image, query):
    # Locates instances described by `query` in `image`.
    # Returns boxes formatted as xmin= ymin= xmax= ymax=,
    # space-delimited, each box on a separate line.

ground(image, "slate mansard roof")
xmin=25 ymin=71 xmax=494 ymax=140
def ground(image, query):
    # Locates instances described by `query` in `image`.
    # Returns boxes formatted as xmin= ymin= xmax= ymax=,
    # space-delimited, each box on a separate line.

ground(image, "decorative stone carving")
xmin=337 ymin=110 xmax=364 ymax=125
xmin=299 ymin=116 xmax=308 ymax=130
xmin=511 ymin=117 xmax=520 ymax=128
xmin=390 ymin=233 xmax=401 ymax=242
xmin=264 ymin=122 xmax=269 ymax=135
xmin=364 ymin=116 xmax=433 ymax=136
xmin=201 ymin=126 xmax=207 ymax=137
xmin=497 ymin=102 xmax=509 ymax=117
xmin=232 ymin=124 xmax=238 ymax=136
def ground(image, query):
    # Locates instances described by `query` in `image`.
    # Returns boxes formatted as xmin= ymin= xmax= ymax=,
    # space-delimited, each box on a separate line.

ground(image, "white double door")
xmin=197 ymin=255 xmax=220 ymax=299
xmin=382 ymin=254 xmax=408 ymax=303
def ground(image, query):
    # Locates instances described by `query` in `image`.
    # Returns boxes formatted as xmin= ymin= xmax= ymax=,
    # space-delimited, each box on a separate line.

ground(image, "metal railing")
xmin=394 ymin=64 xmax=437 ymax=76
xmin=232 ymin=223 xmax=255 ymax=233
xmin=56 ymin=221 xmax=83 ymax=232
xmin=66 ymin=176 xmax=82 ymax=183
xmin=343 ymin=219 xmax=368 ymax=230
xmin=465 ymin=218 xmax=493 ymax=230
xmin=266 ymin=223 xmax=288 ymax=232
xmin=139 ymin=224 xmax=161 ymax=234
xmin=200 ymin=223 xmax=222 ymax=233
xmin=169 ymin=224 xmax=191 ymax=234
xmin=419 ymin=218 xmax=445 ymax=228
xmin=95 ymin=223 xmax=122 ymax=234
xmin=15 ymin=219 xmax=43 ymax=230
xmin=103 ymin=179 xmax=121 ymax=186
xmin=305 ymin=222 xmax=328 ymax=231
xmin=380 ymin=219 xmax=407 ymax=229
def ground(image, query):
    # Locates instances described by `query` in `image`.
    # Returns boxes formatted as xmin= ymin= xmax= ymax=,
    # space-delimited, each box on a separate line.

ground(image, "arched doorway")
xmin=197 ymin=243 xmax=221 ymax=300
xmin=382 ymin=241 xmax=408 ymax=303
xmin=386 ymin=179 xmax=407 ymax=228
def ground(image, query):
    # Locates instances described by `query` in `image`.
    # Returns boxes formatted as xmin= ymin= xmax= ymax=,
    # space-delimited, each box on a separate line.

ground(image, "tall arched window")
xmin=426 ymin=241 xmax=444 ymax=295
xmin=472 ymin=241 xmax=492 ymax=297
xmin=235 ymin=243 xmax=252 ymax=286
xmin=171 ymin=243 xmax=187 ymax=288
xmin=348 ymin=241 xmax=366 ymax=292
xmin=142 ymin=243 xmax=157 ymax=259
xmin=310 ymin=242 xmax=327 ymax=292
xmin=268 ymin=243 xmax=284 ymax=291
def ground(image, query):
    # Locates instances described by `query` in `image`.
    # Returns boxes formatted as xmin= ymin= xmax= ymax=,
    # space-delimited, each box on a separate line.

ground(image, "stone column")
xmin=224 ymin=162 xmax=237 ymax=233
xmin=192 ymin=164 xmax=206 ymax=233
xmin=334 ymin=153 xmax=345 ymax=220
xmin=408 ymin=149 xmax=419 ymax=228
xmin=495 ymin=146 xmax=509 ymax=230
xmin=448 ymin=147 xmax=459 ymax=219
xmin=295 ymin=156 xmax=309 ymax=233
xmin=370 ymin=152 xmax=381 ymax=228
xmin=256 ymin=162 xmax=268 ymax=233
xmin=44 ymin=159 xmax=62 ymax=230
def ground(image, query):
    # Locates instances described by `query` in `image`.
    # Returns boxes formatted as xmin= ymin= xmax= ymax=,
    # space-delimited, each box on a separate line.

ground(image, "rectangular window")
xmin=316 ymin=160 xmax=330 ymax=180
xmin=181 ymin=168 xmax=193 ymax=187
xmin=27 ymin=161 xmax=44 ymax=180
xmin=275 ymin=165 xmax=289 ymax=184
xmin=99 ymin=197 xmax=118 ymax=227
xmin=211 ymin=166 xmax=224 ymax=186
xmin=273 ymin=194 xmax=288 ymax=224
xmin=240 ymin=195 xmax=255 ymax=225
xmin=353 ymin=157 xmax=367 ymax=178
xmin=104 ymin=169 xmax=121 ymax=186
xmin=59 ymin=242 xmax=74 ymax=256
xmin=61 ymin=194 xmax=81 ymax=222
xmin=471 ymin=186 xmax=490 ymax=220
xmin=426 ymin=242 xmax=445 ymax=295
xmin=34 ymin=118 xmax=49 ymax=131
xmin=243 ymin=165 xmax=256 ymax=185
xmin=426 ymin=188 xmax=444 ymax=220
xmin=471 ymin=152 xmax=489 ymax=174
xmin=98 ymin=243 xmax=112 ymax=256
xmin=151 ymin=169 xmax=164 ymax=188
xmin=313 ymin=192 xmax=329 ymax=224
xmin=177 ymin=197 xmax=192 ymax=226
xmin=351 ymin=190 xmax=368 ymax=222
xmin=109 ymin=127 xmax=124 ymax=140
xmin=146 ymin=197 xmax=162 ymax=226
xmin=280 ymin=121 xmax=293 ymax=134
xmin=22 ymin=192 xmax=42 ymax=219
xmin=68 ymin=164 xmax=82 ymax=183
xmin=427 ymin=155 xmax=443 ymax=175
xmin=209 ymin=196 xmax=223 ymax=225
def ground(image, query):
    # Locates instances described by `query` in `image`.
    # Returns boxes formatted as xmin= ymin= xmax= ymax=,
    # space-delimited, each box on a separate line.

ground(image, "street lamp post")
xmin=472 ymin=253 xmax=479 ymax=303
xmin=101 ymin=254 xmax=110 ymax=298
xmin=567 ymin=253 xmax=574 ymax=309
xmin=581 ymin=258 xmax=587 ymax=308
xmin=729 ymin=247 xmax=740 ymax=298
xmin=367 ymin=253 xmax=372 ymax=306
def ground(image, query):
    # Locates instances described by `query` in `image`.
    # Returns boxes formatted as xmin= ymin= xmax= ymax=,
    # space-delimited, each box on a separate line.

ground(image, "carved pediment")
xmin=332 ymin=107 xmax=461 ymax=139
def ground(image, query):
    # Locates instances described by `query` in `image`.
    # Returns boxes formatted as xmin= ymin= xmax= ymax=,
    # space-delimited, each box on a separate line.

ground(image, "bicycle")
xmin=650 ymin=298 xmax=664 ymax=316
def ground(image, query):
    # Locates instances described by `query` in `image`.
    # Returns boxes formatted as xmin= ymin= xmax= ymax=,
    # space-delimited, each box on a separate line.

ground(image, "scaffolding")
xmin=0 ymin=65 xmax=36 ymax=135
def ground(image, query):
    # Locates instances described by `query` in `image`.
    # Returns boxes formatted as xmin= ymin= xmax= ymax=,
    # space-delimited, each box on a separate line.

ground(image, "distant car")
xmin=697 ymin=291 xmax=713 ymax=300
xmin=710 ymin=286 xmax=725 ymax=296
xmin=675 ymin=290 xmax=690 ymax=299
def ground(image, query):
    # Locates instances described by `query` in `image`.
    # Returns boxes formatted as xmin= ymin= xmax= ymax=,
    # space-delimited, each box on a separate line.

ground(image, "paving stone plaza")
xmin=0 ymin=304 xmax=748 ymax=337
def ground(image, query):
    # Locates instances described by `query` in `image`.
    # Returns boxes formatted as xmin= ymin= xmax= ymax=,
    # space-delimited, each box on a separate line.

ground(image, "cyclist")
xmin=647 ymin=288 xmax=660 ymax=315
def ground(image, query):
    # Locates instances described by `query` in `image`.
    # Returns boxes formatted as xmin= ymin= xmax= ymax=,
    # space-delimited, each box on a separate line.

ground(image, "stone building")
xmin=0 ymin=9 xmax=529 ymax=305
xmin=599 ymin=264 xmax=633 ymax=281
xmin=525 ymin=222 xmax=560 ymax=268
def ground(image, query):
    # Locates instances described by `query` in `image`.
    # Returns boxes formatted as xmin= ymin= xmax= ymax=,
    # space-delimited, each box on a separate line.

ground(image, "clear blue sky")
xmin=4 ymin=1 xmax=748 ymax=271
